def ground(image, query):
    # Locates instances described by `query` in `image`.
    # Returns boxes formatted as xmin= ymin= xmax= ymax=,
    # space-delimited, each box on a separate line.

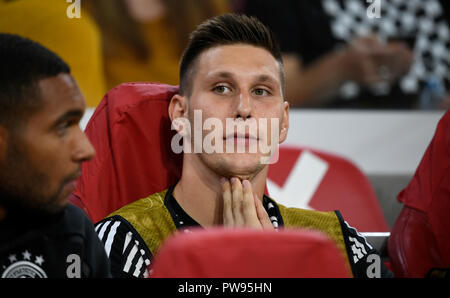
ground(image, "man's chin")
xmin=31 ymin=189 xmax=70 ymax=217
xmin=217 ymin=154 xmax=266 ymax=179
xmin=30 ymin=194 xmax=68 ymax=216
xmin=46 ymin=198 xmax=69 ymax=214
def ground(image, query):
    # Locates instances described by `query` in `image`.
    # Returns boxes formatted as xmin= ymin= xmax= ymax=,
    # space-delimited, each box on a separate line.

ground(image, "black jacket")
xmin=0 ymin=204 xmax=111 ymax=278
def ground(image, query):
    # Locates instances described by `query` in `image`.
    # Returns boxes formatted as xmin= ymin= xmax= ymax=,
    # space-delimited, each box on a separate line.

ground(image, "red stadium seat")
xmin=388 ymin=110 xmax=450 ymax=278
xmin=71 ymin=82 xmax=182 ymax=223
xmin=267 ymin=145 xmax=389 ymax=232
xmin=150 ymin=228 xmax=351 ymax=278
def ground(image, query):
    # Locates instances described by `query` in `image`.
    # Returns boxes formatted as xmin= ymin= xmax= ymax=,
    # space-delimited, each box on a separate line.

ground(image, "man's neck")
xmin=173 ymin=155 xmax=268 ymax=227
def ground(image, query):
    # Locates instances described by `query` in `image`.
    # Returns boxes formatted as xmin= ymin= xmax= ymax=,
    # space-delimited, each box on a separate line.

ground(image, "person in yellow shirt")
xmin=86 ymin=0 xmax=229 ymax=90
xmin=0 ymin=0 xmax=107 ymax=107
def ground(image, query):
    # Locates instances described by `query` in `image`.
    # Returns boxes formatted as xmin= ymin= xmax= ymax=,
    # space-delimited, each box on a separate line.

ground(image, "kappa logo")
xmin=2 ymin=251 xmax=47 ymax=278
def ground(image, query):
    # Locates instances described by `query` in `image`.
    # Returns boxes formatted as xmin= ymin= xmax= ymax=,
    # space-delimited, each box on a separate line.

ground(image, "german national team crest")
xmin=1 ymin=250 xmax=47 ymax=278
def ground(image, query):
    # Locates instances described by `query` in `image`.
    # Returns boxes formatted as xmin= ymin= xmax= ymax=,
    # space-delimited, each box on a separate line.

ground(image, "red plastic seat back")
xmin=72 ymin=82 xmax=182 ymax=223
xmin=388 ymin=110 xmax=450 ymax=277
xmin=150 ymin=228 xmax=351 ymax=278
xmin=268 ymin=145 xmax=389 ymax=232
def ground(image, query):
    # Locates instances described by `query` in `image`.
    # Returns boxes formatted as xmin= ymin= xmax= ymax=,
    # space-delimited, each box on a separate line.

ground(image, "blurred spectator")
xmin=241 ymin=0 xmax=450 ymax=109
xmin=0 ymin=0 xmax=107 ymax=107
xmin=85 ymin=0 xmax=230 ymax=91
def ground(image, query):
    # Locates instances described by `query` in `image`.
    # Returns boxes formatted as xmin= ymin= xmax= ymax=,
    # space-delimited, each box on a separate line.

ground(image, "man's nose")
xmin=72 ymin=128 xmax=95 ymax=162
xmin=235 ymin=91 xmax=252 ymax=120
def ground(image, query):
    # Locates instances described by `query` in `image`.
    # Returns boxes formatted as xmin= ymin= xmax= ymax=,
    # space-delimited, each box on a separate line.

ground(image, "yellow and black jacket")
xmin=95 ymin=186 xmax=392 ymax=278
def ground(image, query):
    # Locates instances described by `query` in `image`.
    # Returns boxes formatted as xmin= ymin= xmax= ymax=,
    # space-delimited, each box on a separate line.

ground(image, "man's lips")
xmin=223 ymin=132 xmax=258 ymax=140
xmin=63 ymin=170 xmax=81 ymax=190
xmin=69 ymin=169 xmax=82 ymax=182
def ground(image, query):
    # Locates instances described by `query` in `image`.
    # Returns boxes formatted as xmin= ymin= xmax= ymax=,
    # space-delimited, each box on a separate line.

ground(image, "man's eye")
xmin=56 ymin=120 xmax=77 ymax=136
xmin=56 ymin=122 xmax=69 ymax=136
xmin=213 ymin=85 xmax=232 ymax=94
xmin=253 ymin=88 xmax=270 ymax=96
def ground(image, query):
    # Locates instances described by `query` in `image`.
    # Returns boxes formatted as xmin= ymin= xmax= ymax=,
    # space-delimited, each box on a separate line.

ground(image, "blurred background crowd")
xmin=1 ymin=0 xmax=449 ymax=110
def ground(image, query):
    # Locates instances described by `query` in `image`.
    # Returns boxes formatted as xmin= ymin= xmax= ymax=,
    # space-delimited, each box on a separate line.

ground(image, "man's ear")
xmin=0 ymin=125 xmax=9 ymax=166
xmin=168 ymin=94 xmax=188 ymax=120
xmin=168 ymin=94 xmax=188 ymax=134
xmin=279 ymin=101 xmax=289 ymax=144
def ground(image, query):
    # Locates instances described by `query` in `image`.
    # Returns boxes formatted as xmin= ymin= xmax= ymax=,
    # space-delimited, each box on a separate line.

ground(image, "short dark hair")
xmin=0 ymin=33 xmax=70 ymax=130
xmin=179 ymin=13 xmax=285 ymax=96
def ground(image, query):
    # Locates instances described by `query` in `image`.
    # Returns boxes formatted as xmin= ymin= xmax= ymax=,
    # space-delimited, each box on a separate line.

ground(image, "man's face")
xmin=0 ymin=73 xmax=95 ymax=216
xmin=182 ymin=44 xmax=289 ymax=180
